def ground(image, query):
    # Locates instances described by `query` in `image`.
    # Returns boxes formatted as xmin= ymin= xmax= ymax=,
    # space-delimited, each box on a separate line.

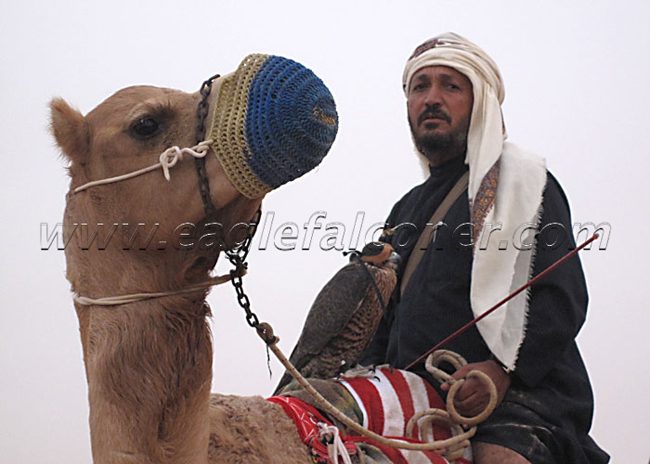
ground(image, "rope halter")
xmin=73 ymin=140 xmax=214 ymax=194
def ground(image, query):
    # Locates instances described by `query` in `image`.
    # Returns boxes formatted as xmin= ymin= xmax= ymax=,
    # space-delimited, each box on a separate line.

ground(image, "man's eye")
xmin=131 ymin=117 xmax=160 ymax=138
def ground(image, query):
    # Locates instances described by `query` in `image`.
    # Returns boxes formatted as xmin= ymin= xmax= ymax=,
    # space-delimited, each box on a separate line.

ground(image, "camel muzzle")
xmin=72 ymin=54 xmax=338 ymax=200
xmin=208 ymin=54 xmax=338 ymax=199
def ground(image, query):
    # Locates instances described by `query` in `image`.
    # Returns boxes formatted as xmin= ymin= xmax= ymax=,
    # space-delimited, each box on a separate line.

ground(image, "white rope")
xmin=73 ymin=271 xmax=237 ymax=307
xmin=266 ymin=338 xmax=476 ymax=454
xmin=73 ymin=140 xmax=214 ymax=194
xmin=318 ymin=422 xmax=353 ymax=464
xmin=425 ymin=350 xmax=498 ymax=426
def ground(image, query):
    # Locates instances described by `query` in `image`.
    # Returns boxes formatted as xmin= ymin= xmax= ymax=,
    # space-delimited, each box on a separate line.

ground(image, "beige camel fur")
xmin=52 ymin=84 xmax=312 ymax=463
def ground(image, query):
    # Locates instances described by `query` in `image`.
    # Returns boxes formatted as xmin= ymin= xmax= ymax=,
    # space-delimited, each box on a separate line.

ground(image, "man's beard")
xmin=413 ymin=126 xmax=455 ymax=153
xmin=408 ymin=114 xmax=470 ymax=164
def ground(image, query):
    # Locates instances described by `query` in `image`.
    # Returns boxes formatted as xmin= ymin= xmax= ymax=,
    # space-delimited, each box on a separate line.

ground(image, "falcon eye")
xmin=131 ymin=116 xmax=160 ymax=138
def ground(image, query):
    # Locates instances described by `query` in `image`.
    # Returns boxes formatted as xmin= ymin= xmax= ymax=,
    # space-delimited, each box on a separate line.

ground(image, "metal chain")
xmin=194 ymin=73 xmax=221 ymax=222
xmin=192 ymin=73 xmax=264 ymax=333
xmin=196 ymin=74 xmax=218 ymax=143
xmin=226 ymin=208 xmax=263 ymax=329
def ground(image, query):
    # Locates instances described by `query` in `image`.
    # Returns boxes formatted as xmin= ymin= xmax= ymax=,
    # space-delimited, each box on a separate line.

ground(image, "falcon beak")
xmin=386 ymin=251 xmax=401 ymax=270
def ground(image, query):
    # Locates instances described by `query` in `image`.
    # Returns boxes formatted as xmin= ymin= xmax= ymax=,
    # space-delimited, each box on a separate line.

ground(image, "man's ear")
xmin=49 ymin=97 xmax=89 ymax=165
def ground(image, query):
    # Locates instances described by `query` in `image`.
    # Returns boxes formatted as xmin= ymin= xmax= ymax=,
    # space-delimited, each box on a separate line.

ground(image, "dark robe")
xmin=361 ymin=155 xmax=609 ymax=463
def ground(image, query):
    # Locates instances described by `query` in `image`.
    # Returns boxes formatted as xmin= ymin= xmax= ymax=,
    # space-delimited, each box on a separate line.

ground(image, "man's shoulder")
xmin=542 ymin=170 xmax=573 ymax=216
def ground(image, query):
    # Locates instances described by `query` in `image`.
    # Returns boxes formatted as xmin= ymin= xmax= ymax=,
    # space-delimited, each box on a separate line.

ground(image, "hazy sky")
xmin=1 ymin=1 xmax=648 ymax=462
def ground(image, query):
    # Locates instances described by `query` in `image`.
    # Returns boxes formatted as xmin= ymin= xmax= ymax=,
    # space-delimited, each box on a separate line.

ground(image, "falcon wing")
xmin=288 ymin=261 xmax=373 ymax=369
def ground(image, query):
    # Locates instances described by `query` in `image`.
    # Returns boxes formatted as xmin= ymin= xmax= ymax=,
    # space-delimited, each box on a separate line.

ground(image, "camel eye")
xmin=131 ymin=116 xmax=160 ymax=138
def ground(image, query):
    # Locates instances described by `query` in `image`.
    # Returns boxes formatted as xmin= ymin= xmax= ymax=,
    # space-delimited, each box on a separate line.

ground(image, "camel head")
xmin=51 ymin=56 xmax=337 ymax=463
xmin=51 ymin=54 xmax=338 ymax=294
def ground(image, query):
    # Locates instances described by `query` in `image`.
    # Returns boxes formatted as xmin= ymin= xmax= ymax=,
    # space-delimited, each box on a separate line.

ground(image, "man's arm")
xmin=511 ymin=173 xmax=589 ymax=387
xmin=444 ymin=173 xmax=589 ymax=414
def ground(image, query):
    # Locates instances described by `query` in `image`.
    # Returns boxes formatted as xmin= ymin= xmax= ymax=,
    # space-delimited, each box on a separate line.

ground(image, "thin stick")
xmin=404 ymin=233 xmax=600 ymax=371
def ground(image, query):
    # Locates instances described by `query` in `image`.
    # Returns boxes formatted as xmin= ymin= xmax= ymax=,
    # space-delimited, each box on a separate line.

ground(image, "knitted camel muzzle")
xmin=209 ymin=54 xmax=338 ymax=199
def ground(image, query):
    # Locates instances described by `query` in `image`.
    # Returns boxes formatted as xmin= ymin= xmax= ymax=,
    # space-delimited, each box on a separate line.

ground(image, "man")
xmin=361 ymin=33 xmax=609 ymax=463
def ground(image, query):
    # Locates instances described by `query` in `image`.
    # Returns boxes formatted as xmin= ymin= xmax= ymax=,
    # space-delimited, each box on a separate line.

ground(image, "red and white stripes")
xmin=340 ymin=367 xmax=472 ymax=463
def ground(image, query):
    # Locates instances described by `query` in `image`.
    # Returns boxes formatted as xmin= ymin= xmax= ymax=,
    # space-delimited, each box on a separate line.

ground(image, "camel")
xmin=51 ymin=56 xmax=475 ymax=464
xmin=50 ymin=62 xmax=331 ymax=463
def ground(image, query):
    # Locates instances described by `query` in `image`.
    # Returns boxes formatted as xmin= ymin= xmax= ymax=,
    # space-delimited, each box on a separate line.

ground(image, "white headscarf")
xmin=403 ymin=32 xmax=506 ymax=203
xmin=402 ymin=33 xmax=547 ymax=370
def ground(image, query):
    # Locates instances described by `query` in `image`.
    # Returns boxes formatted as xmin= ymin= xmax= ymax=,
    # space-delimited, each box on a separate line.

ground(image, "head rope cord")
xmin=72 ymin=73 xmax=261 ymax=307
xmin=73 ymin=73 xmax=221 ymax=202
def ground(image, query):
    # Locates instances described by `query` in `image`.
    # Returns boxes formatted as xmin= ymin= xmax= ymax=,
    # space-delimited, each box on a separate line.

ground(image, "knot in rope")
xmin=256 ymin=322 xmax=278 ymax=345
xmin=73 ymin=139 xmax=215 ymax=193
xmin=229 ymin=261 xmax=248 ymax=279
xmin=317 ymin=423 xmax=353 ymax=464
xmin=160 ymin=140 xmax=213 ymax=181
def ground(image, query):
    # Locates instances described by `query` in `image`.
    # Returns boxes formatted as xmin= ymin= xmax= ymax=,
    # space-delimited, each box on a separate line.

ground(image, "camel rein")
xmin=258 ymin=323 xmax=480 ymax=461
xmin=240 ymin=233 xmax=600 ymax=461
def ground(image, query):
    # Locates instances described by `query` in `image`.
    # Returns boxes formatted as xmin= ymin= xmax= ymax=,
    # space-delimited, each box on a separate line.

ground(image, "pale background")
xmin=1 ymin=1 xmax=648 ymax=462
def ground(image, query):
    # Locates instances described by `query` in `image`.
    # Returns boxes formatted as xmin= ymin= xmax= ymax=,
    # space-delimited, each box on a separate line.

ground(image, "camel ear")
xmin=50 ymin=97 xmax=89 ymax=164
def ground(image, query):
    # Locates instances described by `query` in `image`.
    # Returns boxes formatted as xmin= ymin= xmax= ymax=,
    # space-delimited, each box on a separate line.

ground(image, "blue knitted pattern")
xmin=244 ymin=56 xmax=338 ymax=190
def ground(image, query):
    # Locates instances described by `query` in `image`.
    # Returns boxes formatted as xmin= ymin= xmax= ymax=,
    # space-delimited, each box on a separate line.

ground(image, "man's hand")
xmin=440 ymin=360 xmax=511 ymax=418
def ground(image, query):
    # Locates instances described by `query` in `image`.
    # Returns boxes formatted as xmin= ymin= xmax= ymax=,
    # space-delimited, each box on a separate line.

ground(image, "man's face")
xmin=407 ymin=65 xmax=474 ymax=162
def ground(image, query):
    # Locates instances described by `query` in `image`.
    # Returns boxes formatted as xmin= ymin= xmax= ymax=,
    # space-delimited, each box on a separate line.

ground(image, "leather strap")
xmin=400 ymin=171 xmax=469 ymax=296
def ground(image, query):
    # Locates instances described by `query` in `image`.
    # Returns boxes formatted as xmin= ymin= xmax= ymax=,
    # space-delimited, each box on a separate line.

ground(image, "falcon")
xmin=274 ymin=242 xmax=400 ymax=394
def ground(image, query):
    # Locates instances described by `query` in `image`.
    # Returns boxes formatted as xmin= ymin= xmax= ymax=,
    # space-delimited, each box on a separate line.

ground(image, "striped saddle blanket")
xmin=268 ymin=366 xmax=472 ymax=464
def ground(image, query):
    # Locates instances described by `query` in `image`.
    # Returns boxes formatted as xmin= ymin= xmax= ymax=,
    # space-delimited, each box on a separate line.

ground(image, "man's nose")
xmin=423 ymin=84 xmax=443 ymax=105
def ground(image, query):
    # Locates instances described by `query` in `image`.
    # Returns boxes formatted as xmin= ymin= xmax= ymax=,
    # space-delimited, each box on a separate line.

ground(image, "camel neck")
xmin=72 ymin=246 xmax=214 ymax=464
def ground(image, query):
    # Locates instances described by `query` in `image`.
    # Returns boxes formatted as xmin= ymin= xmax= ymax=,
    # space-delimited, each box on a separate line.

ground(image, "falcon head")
xmin=352 ymin=242 xmax=401 ymax=270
